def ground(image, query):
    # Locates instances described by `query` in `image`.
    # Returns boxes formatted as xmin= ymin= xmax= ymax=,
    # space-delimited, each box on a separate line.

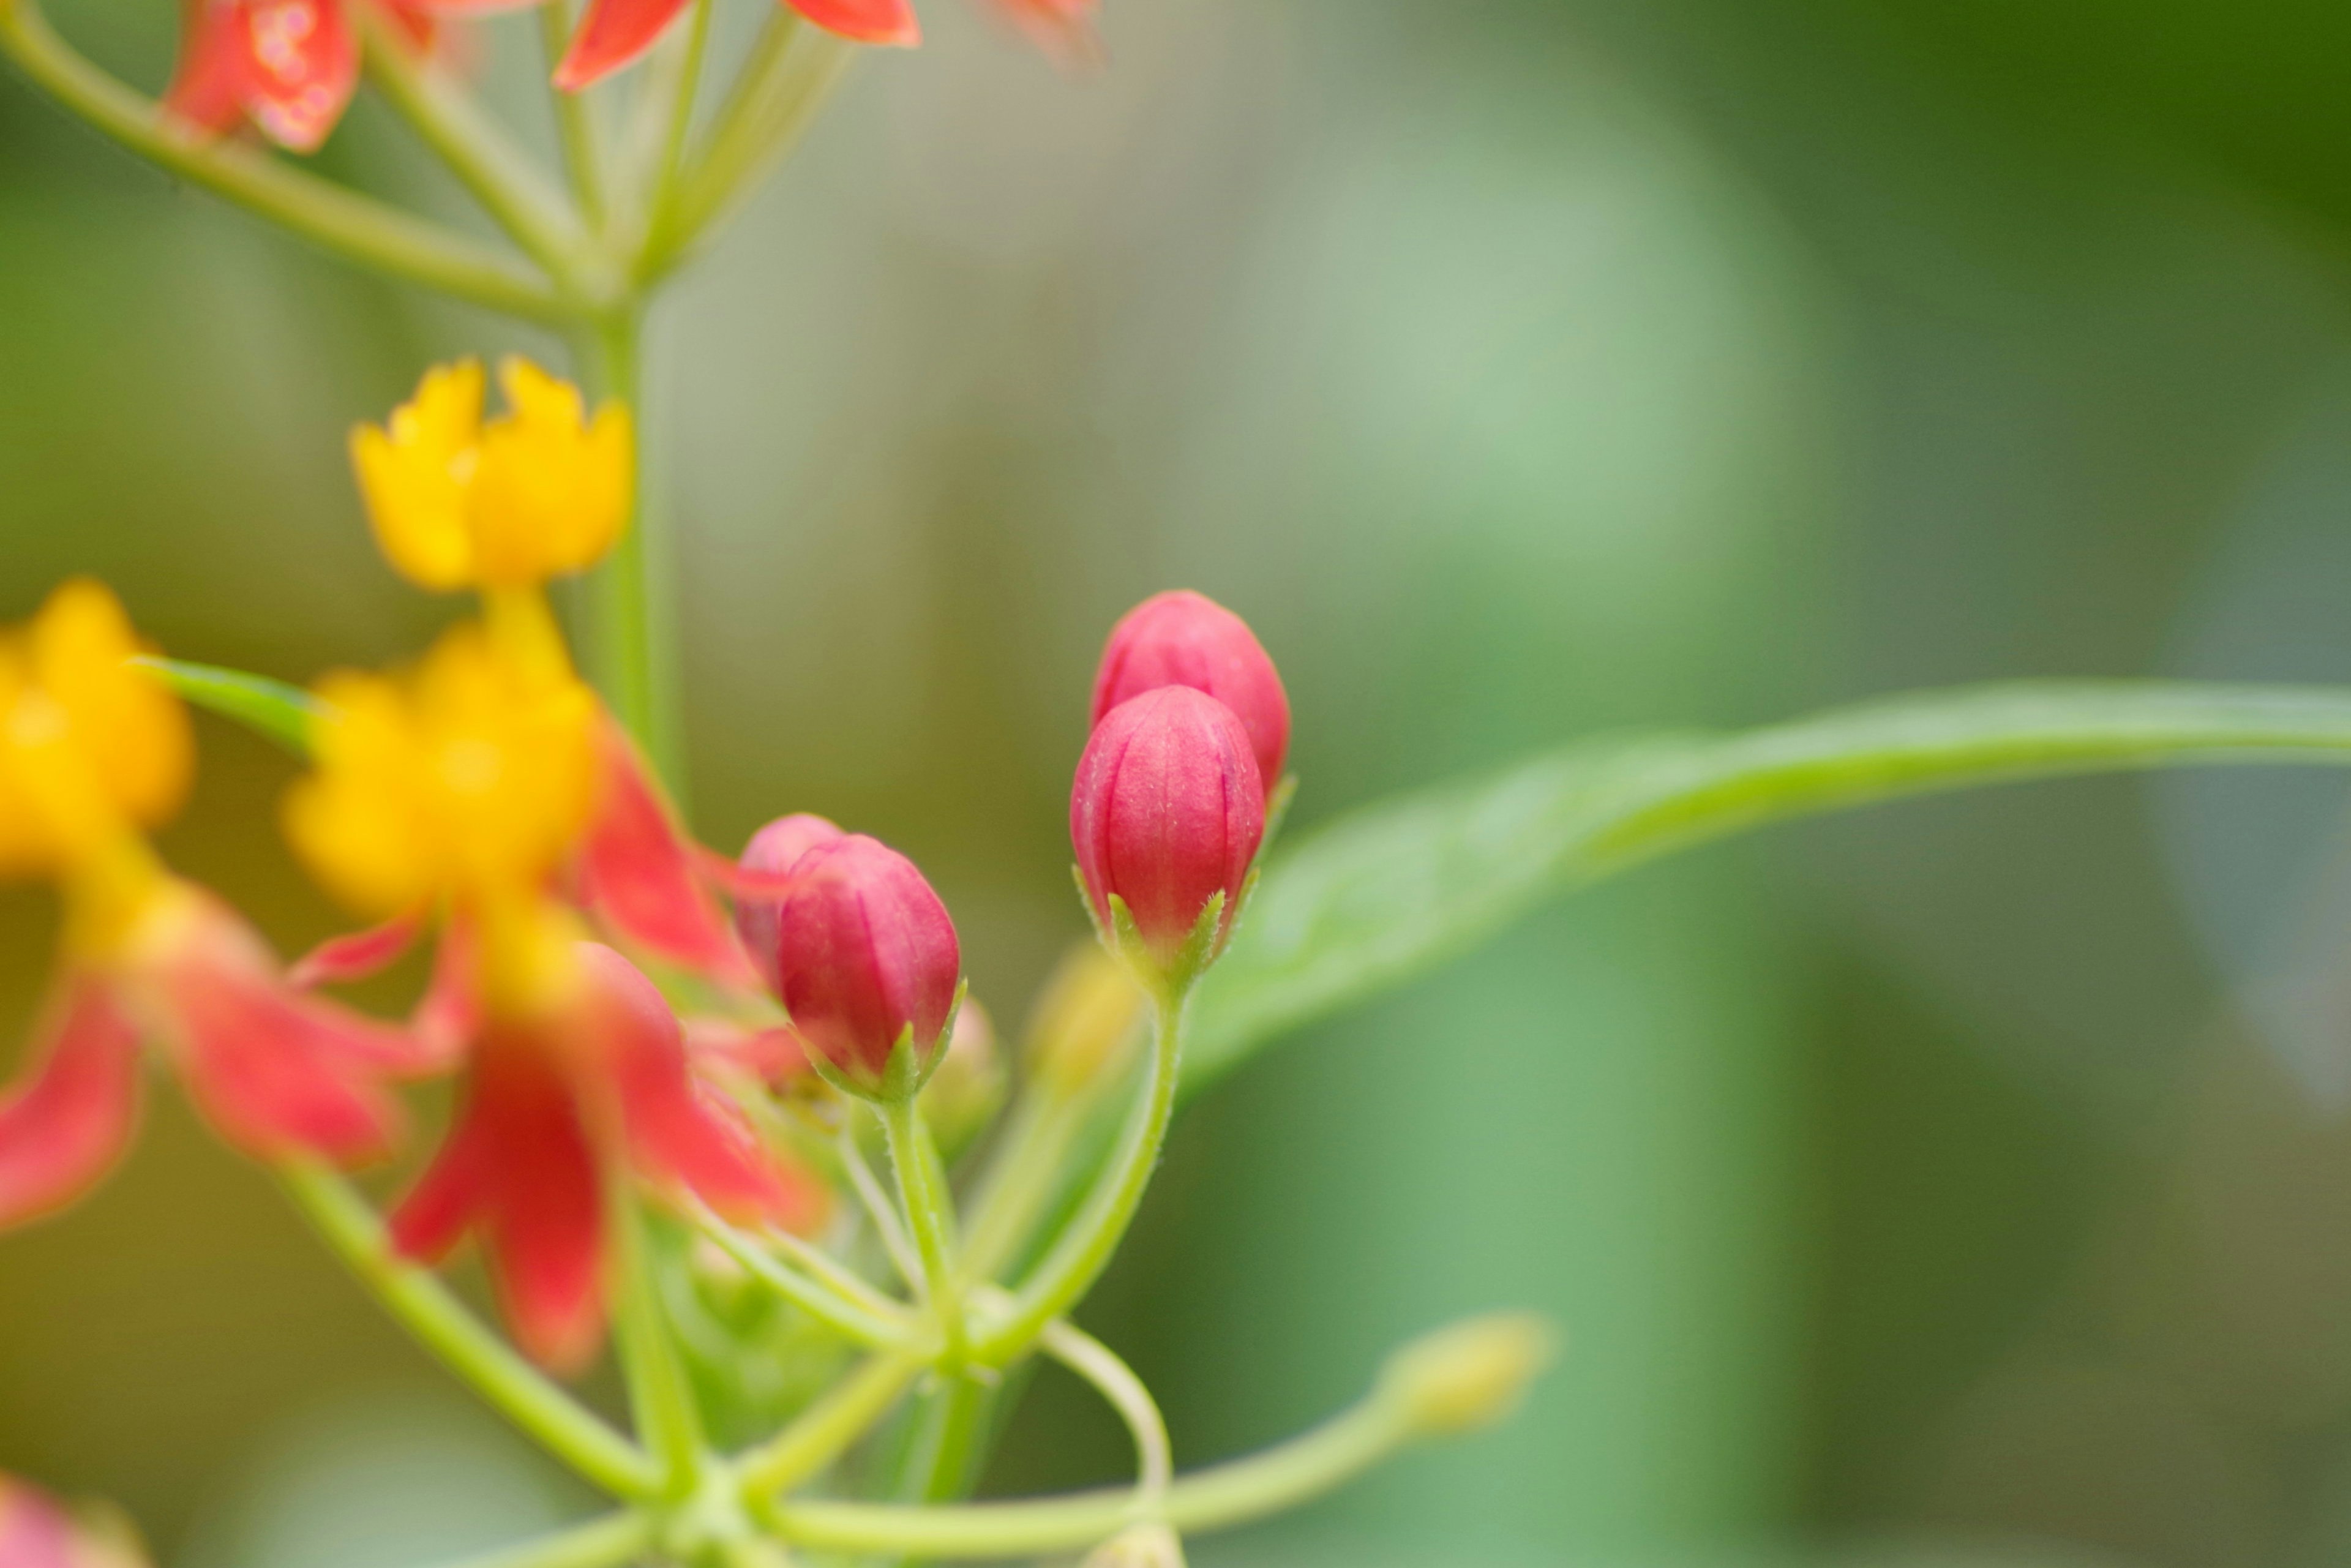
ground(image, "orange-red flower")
xmin=0 ymin=1474 xmax=146 ymax=1568
xmin=163 ymin=0 xmax=469 ymax=153
xmin=0 ymin=582 xmax=414 ymax=1230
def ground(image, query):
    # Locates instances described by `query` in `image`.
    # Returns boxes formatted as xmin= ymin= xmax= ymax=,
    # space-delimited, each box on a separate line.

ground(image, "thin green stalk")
xmin=574 ymin=308 xmax=686 ymax=792
xmin=612 ymin=1197 xmax=708 ymax=1499
xmin=356 ymin=5 xmax=598 ymax=293
xmin=275 ymin=1162 xmax=659 ymax=1499
xmin=639 ymin=0 xmax=712 ymax=247
xmin=645 ymin=17 xmax=850 ymax=276
xmin=773 ymin=1389 xmax=1409 ymax=1557
xmin=0 ymin=0 xmax=566 ymax=321
xmin=539 ymin=0 xmax=605 ymax=228
xmin=737 ymin=1348 xmax=927 ymax=1499
xmin=881 ymin=1097 xmax=967 ymax=1364
xmin=838 ymin=1117 xmax=921 ymax=1288
xmin=419 ymin=1511 xmax=655 ymax=1568
xmin=694 ymin=1207 xmax=917 ymax=1348
xmin=1040 ymin=1319 xmax=1169 ymax=1508
xmin=960 ymin=1088 xmax=1092 ymax=1282
xmin=973 ymin=994 xmax=1186 ymax=1364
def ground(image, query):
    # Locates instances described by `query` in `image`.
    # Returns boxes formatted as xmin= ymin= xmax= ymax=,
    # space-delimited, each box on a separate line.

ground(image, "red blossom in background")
xmin=1071 ymin=685 xmax=1265 ymax=970
xmin=1092 ymin=590 xmax=1291 ymax=787
xmin=388 ymin=942 xmax=819 ymax=1370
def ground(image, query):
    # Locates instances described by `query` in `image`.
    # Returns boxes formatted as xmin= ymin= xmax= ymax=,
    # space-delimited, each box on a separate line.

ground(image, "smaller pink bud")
xmin=1092 ymin=590 xmax=1290 ymax=786
xmin=734 ymin=814 xmax=846 ymax=995
xmin=1071 ymin=686 xmax=1265 ymax=979
xmin=770 ymin=835 xmax=962 ymax=1101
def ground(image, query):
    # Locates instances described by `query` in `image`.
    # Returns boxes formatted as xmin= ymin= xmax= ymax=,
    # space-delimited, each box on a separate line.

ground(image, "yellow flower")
xmin=0 ymin=579 xmax=190 ymax=882
xmin=284 ymin=617 xmax=601 ymax=921
xmin=350 ymin=358 xmax=633 ymax=593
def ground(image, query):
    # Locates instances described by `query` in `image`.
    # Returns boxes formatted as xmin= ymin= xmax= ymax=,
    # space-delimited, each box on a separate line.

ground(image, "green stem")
xmin=0 ymin=0 xmax=566 ymax=321
xmin=355 ymin=5 xmax=597 ymax=294
xmin=574 ymin=307 xmax=685 ymax=792
xmin=275 ymin=1162 xmax=659 ymax=1499
xmin=838 ymin=1117 xmax=921 ymax=1288
xmin=773 ymin=1387 xmax=1410 ymax=1557
xmin=881 ymin=1097 xmax=967 ymax=1364
xmin=638 ymin=0 xmax=711 ymax=252
xmin=419 ymin=1511 xmax=655 ymax=1568
xmin=644 ymin=16 xmax=850 ymax=278
xmin=611 ymin=1197 xmax=708 ymax=1499
xmin=973 ymin=994 xmax=1185 ymax=1364
xmin=737 ymin=1347 xmax=926 ymax=1499
xmin=539 ymin=0 xmax=605 ymax=229
xmin=959 ymin=1089 xmax=1091 ymax=1283
xmin=692 ymin=1207 xmax=917 ymax=1348
xmin=1039 ymin=1319 xmax=1169 ymax=1507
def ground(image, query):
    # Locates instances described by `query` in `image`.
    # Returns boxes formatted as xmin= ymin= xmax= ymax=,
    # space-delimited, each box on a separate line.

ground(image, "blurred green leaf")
xmin=1188 ymin=681 xmax=2351 ymax=1095
xmin=141 ymin=656 xmax=319 ymax=755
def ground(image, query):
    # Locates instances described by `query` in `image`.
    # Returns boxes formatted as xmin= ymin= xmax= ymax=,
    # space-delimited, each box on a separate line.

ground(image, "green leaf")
xmin=1187 ymin=681 xmax=2351 ymax=1097
xmin=137 ymin=656 xmax=320 ymax=756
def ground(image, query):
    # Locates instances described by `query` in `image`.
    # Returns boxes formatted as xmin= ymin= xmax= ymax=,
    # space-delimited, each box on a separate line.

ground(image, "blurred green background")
xmin=13 ymin=0 xmax=2351 ymax=1563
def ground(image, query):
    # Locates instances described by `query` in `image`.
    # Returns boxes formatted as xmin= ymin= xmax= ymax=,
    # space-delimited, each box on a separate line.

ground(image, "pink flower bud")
xmin=770 ymin=835 xmax=961 ymax=1100
xmin=1091 ymin=590 xmax=1291 ymax=786
xmin=733 ymin=814 xmax=847 ymax=995
xmin=1071 ymin=686 xmax=1265 ymax=975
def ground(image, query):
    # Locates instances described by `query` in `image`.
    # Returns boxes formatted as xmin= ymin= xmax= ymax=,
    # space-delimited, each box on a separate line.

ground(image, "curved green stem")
xmin=612 ymin=1197 xmax=707 ymax=1499
xmin=773 ymin=1383 xmax=1409 ymax=1557
xmin=356 ymin=4 xmax=599 ymax=296
xmin=838 ymin=1117 xmax=921 ymax=1288
xmin=692 ymin=1207 xmax=917 ymax=1348
xmin=418 ymin=1510 xmax=654 ymax=1568
xmin=973 ymin=994 xmax=1185 ymax=1364
xmin=639 ymin=0 xmax=711 ymax=246
xmin=880 ymin=1096 xmax=967 ymax=1364
xmin=0 ymin=0 xmax=567 ymax=321
xmin=1040 ymin=1318 xmax=1170 ymax=1508
xmin=275 ymin=1162 xmax=659 ymax=1499
xmin=737 ymin=1347 xmax=926 ymax=1499
xmin=539 ymin=0 xmax=605 ymax=229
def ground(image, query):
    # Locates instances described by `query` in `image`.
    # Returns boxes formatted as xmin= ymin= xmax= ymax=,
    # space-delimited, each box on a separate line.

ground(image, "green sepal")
xmin=804 ymin=977 xmax=968 ymax=1105
xmin=137 ymin=655 xmax=323 ymax=757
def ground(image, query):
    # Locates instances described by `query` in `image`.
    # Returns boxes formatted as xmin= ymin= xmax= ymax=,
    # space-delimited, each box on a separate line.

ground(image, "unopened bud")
xmin=1092 ymin=590 xmax=1290 ymax=786
xmin=767 ymin=835 xmax=962 ymax=1102
xmin=1379 ymin=1313 xmax=1556 ymax=1438
xmin=919 ymin=997 xmax=1005 ymax=1158
xmin=1071 ymin=686 xmax=1264 ymax=984
xmin=734 ymin=812 xmax=846 ymax=995
xmin=1079 ymin=1523 xmax=1186 ymax=1568
xmin=1023 ymin=941 xmax=1146 ymax=1095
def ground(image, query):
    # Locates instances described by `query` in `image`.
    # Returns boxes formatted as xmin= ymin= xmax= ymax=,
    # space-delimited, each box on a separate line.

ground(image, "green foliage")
xmin=140 ymin=656 xmax=321 ymax=756
xmin=1188 ymin=681 xmax=2351 ymax=1095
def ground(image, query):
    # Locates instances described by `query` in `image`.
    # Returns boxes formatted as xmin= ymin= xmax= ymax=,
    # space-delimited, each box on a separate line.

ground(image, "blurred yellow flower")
xmin=0 ymin=579 xmax=190 ymax=883
xmin=350 ymin=357 xmax=633 ymax=593
xmin=285 ymin=617 xmax=601 ymax=923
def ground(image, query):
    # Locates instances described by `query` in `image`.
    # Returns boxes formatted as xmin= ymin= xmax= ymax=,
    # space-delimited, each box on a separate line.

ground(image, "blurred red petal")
xmin=238 ymin=0 xmax=359 ymax=151
xmin=578 ymin=719 xmax=759 ymax=989
xmin=786 ymin=0 xmax=919 ymax=45
xmin=683 ymin=1018 xmax=810 ymax=1085
xmin=152 ymin=895 xmax=407 ymax=1163
xmin=989 ymin=0 xmax=1098 ymax=66
xmin=552 ymin=0 xmax=692 ymax=89
xmin=394 ymin=1030 xmax=607 ymax=1371
xmin=0 ymin=977 xmax=141 ymax=1229
xmin=0 ymin=1478 xmax=84 ymax=1568
xmin=408 ymin=920 xmax=481 ymax=1072
xmin=163 ymin=0 xmax=257 ymax=133
xmin=291 ymin=909 xmax=425 ymax=990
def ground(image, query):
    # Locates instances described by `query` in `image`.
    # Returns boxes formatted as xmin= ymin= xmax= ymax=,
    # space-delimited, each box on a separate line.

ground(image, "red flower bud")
xmin=1071 ymin=686 xmax=1265 ymax=975
xmin=1091 ymin=590 xmax=1290 ymax=786
xmin=769 ymin=836 xmax=961 ymax=1100
xmin=733 ymin=814 xmax=847 ymax=996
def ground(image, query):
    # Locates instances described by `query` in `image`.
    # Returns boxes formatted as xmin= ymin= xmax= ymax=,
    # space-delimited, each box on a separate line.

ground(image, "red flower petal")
xmin=552 ymin=0 xmax=693 ymax=90
xmin=291 ymin=908 xmax=426 ymax=990
xmin=393 ymin=1031 xmax=607 ymax=1371
xmin=0 ymin=1478 xmax=86 ymax=1568
xmin=988 ymin=0 xmax=1099 ymax=66
xmin=577 ymin=718 xmax=759 ymax=991
xmin=786 ymin=0 xmax=920 ymax=47
xmin=164 ymin=0 xmax=258 ymax=134
xmin=237 ymin=0 xmax=359 ymax=152
xmin=577 ymin=945 xmax=822 ymax=1229
xmin=0 ymin=976 xmax=142 ymax=1229
xmin=408 ymin=918 xmax=481 ymax=1073
xmin=151 ymin=895 xmax=407 ymax=1163
xmin=683 ymin=1017 xmax=810 ymax=1086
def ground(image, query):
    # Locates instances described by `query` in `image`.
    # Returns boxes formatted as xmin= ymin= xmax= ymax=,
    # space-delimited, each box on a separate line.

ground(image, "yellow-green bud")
xmin=919 ymin=997 xmax=1005 ymax=1158
xmin=1022 ymin=940 xmax=1146 ymax=1095
xmin=1379 ymin=1313 xmax=1557 ymax=1437
xmin=1080 ymin=1523 xmax=1186 ymax=1568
